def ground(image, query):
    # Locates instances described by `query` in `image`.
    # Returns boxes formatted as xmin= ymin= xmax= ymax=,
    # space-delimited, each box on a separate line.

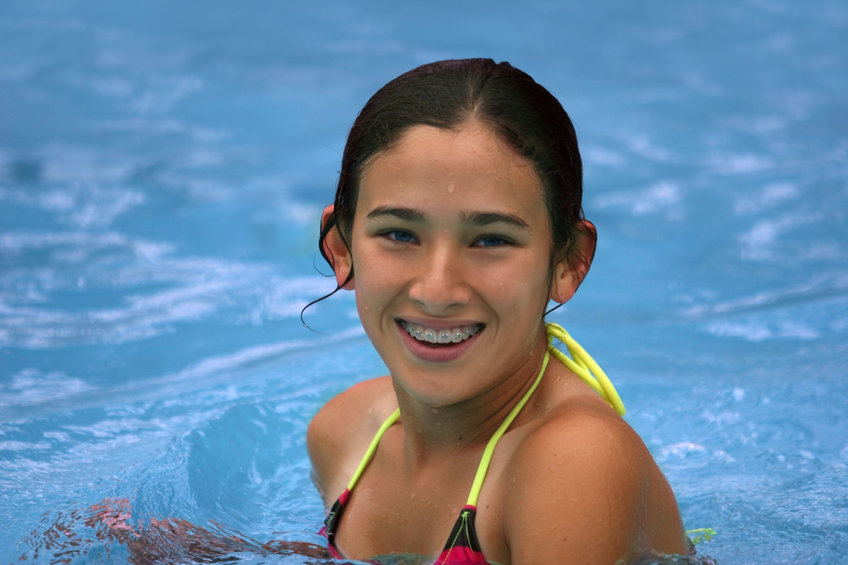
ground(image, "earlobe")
xmin=549 ymin=262 xmax=578 ymax=304
xmin=549 ymin=220 xmax=596 ymax=304
xmin=321 ymin=204 xmax=355 ymax=290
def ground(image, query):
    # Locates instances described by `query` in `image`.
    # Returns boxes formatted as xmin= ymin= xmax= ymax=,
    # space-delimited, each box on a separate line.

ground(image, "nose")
xmin=408 ymin=245 xmax=471 ymax=314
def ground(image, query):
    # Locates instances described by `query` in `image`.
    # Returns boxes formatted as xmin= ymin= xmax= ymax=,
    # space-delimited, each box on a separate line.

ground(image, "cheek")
xmin=351 ymin=255 xmax=402 ymax=311
xmin=486 ymin=256 xmax=552 ymax=309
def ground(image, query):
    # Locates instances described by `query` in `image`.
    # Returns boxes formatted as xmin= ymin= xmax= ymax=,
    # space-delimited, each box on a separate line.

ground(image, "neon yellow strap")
xmin=347 ymin=323 xmax=625 ymax=504
xmin=686 ymin=527 xmax=716 ymax=545
xmin=347 ymin=407 xmax=401 ymax=490
xmin=466 ymin=322 xmax=625 ymax=506
xmin=545 ymin=322 xmax=626 ymax=417
xmin=465 ymin=345 xmax=550 ymax=506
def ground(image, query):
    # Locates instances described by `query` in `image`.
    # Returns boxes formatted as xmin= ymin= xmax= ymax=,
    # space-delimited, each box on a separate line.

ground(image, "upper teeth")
xmin=401 ymin=321 xmax=481 ymax=344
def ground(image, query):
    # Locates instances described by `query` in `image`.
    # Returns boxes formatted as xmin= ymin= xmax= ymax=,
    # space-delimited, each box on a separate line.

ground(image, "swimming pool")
xmin=1 ymin=0 xmax=846 ymax=563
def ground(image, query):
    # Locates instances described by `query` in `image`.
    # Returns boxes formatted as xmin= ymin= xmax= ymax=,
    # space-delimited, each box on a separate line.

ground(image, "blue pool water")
xmin=1 ymin=0 xmax=847 ymax=563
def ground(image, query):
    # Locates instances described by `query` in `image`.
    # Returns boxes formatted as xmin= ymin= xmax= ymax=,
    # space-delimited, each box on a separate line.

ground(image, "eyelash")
xmin=472 ymin=235 xmax=511 ymax=248
xmin=379 ymin=230 xmax=512 ymax=248
xmin=381 ymin=230 xmax=417 ymax=244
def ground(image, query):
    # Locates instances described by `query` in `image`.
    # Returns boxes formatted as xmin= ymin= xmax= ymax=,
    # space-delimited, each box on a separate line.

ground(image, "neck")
xmin=392 ymin=330 xmax=550 ymax=462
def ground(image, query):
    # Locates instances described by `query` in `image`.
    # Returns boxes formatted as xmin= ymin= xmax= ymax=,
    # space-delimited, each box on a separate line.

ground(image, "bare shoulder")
xmin=520 ymin=400 xmax=651 ymax=473
xmin=306 ymin=376 xmax=395 ymax=503
xmin=503 ymin=401 xmax=689 ymax=563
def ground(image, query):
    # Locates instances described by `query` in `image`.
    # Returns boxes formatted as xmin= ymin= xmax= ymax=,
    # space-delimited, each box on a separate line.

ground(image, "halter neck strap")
xmin=345 ymin=322 xmax=625 ymax=500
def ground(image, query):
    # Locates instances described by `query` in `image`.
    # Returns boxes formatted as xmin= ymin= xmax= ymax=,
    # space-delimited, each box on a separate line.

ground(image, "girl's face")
xmin=341 ymin=120 xmax=574 ymax=407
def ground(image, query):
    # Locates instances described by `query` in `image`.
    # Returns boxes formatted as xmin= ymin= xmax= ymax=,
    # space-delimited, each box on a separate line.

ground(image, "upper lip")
xmin=396 ymin=317 xmax=483 ymax=330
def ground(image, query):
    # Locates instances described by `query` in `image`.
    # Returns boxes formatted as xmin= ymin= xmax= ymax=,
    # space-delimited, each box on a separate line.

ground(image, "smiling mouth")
xmin=398 ymin=320 xmax=484 ymax=346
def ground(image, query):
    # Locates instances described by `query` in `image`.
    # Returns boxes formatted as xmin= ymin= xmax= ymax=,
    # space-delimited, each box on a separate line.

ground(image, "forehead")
xmin=357 ymin=121 xmax=546 ymax=217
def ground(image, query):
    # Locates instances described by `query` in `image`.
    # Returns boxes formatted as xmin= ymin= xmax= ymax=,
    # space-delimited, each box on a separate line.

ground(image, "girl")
xmin=307 ymin=59 xmax=690 ymax=564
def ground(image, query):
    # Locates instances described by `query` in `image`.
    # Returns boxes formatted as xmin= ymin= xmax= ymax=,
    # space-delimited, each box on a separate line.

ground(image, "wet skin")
xmin=347 ymin=120 xmax=561 ymax=411
xmin=310 ymin=119 xmax=690 ymax=564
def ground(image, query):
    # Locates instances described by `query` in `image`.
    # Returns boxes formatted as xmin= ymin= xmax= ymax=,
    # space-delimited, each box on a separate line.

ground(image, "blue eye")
xmin=474 ymin=235 xmax=510 ymax=248
xmin=384 ymin=230 xmax=416 ymax=244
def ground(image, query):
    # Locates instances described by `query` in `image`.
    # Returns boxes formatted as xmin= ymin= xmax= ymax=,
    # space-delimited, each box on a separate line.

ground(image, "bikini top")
xmin=320 ymin=322 xmax=625 ymax=564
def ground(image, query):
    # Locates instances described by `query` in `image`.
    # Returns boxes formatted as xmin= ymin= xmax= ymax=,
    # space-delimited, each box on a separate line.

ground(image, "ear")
xmin=321 ymin=204 xmax=355 ymax=290
xmin=549 ymin=220 xmax=596 ymax=304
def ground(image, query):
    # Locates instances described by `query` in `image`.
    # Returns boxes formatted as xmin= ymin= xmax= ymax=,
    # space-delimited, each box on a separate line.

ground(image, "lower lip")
xmin=397 ymin=321 xmax=481 ymax=363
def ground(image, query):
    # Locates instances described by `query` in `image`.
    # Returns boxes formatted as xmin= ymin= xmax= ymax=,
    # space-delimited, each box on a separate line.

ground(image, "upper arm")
xmin=503 ymin=412 xmax=687 ymax=564
xmin=306 ymin=396 xmax=337 ymax=499
xmin=306 ymin=376 xmax=394 ymax=506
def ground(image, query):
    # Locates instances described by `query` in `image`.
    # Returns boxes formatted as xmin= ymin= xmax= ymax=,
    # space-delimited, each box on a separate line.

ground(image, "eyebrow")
xmin=460 ymin=211 xmax=530 ymax=230
xmin=365 ymin=206 xmax=530 ymax=230
xmin=365 ymin=206 xmax=425 ymax=222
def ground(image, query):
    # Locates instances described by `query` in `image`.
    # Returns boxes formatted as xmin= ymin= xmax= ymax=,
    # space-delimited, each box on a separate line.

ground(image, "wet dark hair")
xmin=310 ymin=58 xmax=595 ymax=312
